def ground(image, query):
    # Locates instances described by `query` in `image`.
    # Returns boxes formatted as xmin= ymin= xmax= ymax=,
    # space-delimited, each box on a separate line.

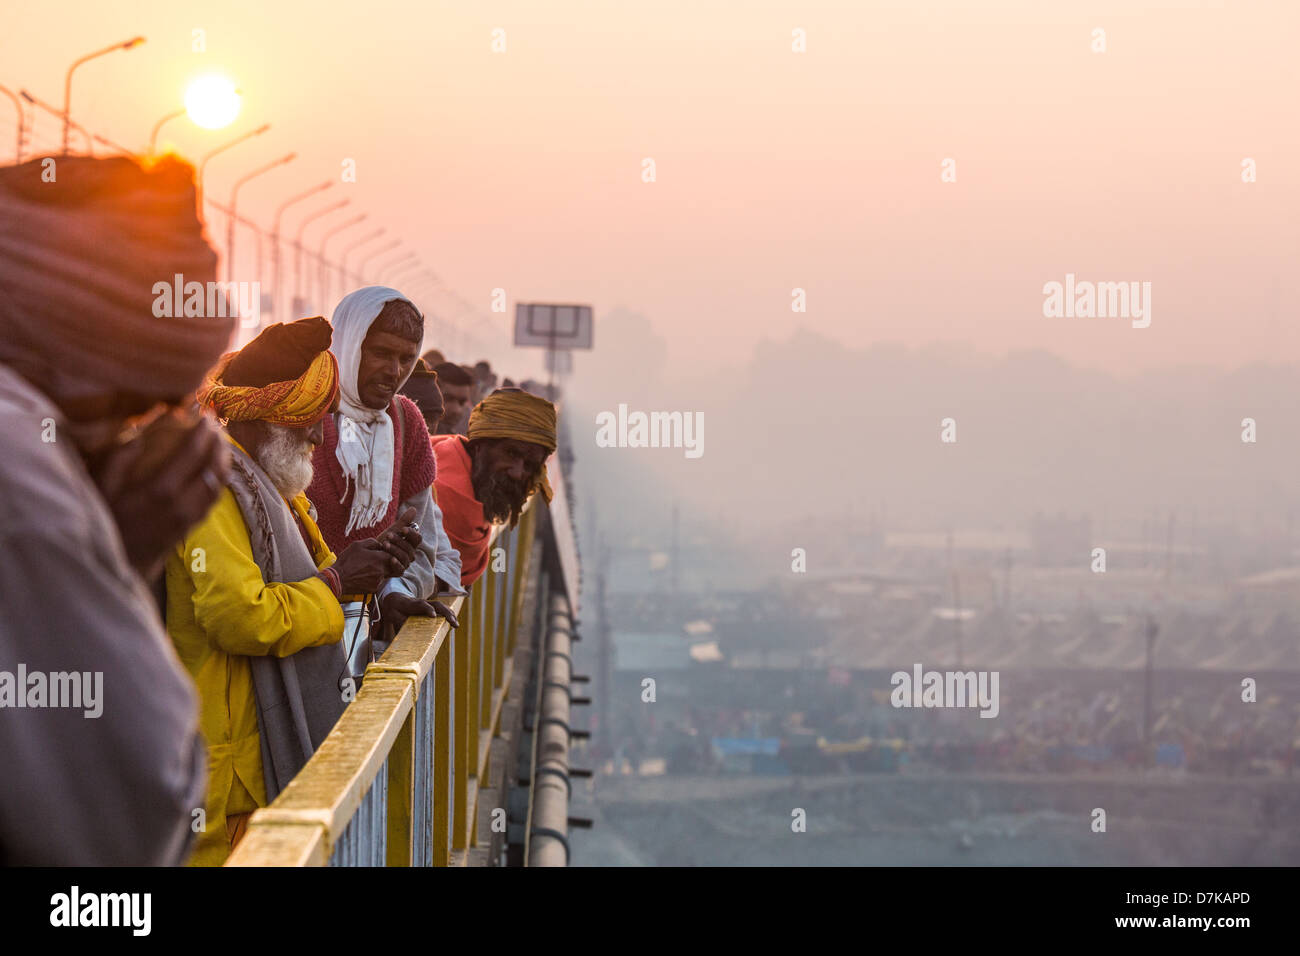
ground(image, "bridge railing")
xmin=227 ymin=462 xmax=566 ymax=866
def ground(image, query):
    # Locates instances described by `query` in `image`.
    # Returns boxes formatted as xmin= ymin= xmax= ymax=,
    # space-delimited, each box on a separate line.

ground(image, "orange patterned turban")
xmin=198 ymin=318 xmax=339 ymax=426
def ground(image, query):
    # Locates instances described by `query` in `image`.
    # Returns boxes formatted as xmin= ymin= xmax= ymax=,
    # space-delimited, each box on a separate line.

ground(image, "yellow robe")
xmin=165 ymin=464 xmax=344 ymax=867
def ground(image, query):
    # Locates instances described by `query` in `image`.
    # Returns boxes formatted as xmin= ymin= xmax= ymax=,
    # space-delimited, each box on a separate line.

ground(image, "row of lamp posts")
xmin=2 ymin=35 xmax=448 ymax=326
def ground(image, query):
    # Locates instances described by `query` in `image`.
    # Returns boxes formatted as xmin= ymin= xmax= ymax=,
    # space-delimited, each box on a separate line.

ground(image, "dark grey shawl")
xmin=225 ymin=442 xmax=347 ymax=803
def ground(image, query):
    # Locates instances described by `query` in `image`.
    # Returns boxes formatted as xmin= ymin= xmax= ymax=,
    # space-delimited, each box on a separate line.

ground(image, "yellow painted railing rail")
xmin=227 ymin=496 xmax=541 ymax=867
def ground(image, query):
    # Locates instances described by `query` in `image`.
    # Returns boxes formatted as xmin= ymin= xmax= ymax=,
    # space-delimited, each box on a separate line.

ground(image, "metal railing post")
xmin=466 ymin=586 xmax=483 ymax=828
xmin=453 ymin=595 xmax=472 ymax=851
xmin=493 ymin=528 xmax=509 ymax=689
xmin=386 ymin=704 xmax=415 ymax=866
xmin=433 ymin=640 xmax=452 ymax=865
xmin=508 ymin=509 xmax=536 ymax=656
xmin=481 ymin=558 xmax=499 ymax=729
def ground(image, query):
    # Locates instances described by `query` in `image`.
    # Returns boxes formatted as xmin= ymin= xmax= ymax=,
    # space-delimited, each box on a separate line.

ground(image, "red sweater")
xmin=430 ymin=434 xmax=491 ymax=586
xmin=308 ymin=395 xmax=436 ymax=553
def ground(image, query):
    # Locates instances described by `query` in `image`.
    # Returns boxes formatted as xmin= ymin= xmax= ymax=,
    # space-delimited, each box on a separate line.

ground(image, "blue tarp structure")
xmin=711 ymin=737 xmax=781 ymax=757
xmin=1156 ymin=743 xmax=1186 ymax=767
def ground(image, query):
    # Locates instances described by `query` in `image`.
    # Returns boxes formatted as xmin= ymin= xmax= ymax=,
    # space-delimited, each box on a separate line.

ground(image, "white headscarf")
xmin=329 ymin=286 xmax=422 ymax=535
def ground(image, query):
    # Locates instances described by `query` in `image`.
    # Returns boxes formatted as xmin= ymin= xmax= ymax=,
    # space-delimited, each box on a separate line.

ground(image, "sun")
xmin=184 ymin=75 xmax=241 ymax=130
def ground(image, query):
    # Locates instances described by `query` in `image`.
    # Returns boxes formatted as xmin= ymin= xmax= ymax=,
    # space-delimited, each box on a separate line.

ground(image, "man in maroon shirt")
xmin=308 ymin=287 xmax=462 ymax=658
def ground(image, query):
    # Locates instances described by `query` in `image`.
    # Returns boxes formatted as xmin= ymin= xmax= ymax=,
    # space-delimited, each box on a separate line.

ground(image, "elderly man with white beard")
xmin=164 ymin=317 xmax=421 ymax=865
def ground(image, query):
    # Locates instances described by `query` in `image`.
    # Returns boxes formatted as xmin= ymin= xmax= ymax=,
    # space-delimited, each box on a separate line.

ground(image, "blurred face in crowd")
xmin=400 ymin=377 xmax=445 ymax=434
xmin=438 ymin=381 xmax=472 ymax=433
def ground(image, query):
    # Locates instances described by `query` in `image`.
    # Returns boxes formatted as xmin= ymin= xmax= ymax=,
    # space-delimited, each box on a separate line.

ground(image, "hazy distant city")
xmin=567 ymin=315 xmax=1300 ymax=865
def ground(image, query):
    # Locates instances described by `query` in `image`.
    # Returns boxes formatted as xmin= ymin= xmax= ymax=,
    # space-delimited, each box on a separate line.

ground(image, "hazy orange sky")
xmin=2 ymin=0 xmax=1295 ymax=376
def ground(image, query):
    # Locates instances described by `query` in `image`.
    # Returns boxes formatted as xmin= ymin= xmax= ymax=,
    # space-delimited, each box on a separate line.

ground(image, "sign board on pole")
xmin=543 ymin=349 xmax=573 ymax=375
xmin=513 ymin=303 xmax=594 ymax=350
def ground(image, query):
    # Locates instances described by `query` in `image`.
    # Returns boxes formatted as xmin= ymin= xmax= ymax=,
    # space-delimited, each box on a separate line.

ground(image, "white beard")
xmin=255 ymin=424 xmax=315 ymax=499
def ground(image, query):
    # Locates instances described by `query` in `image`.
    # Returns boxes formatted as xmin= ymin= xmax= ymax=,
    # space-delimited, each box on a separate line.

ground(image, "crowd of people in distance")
xmin=0 ymin=154 xmax=561 ymax=866
xmin=620 ymin=679 xmax=1299 ymax=780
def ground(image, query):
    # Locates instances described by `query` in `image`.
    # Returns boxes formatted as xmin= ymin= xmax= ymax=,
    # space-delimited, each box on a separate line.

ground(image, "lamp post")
xmin=148 ymin=107 xmax=186 ymax=153
xmin=403 ymin=269 xmax=441 ymax=295
xmin=291 ymin=199 xmax=350 ymax=312
xmin=158 ymin=81 xmax=242 ymax=153
xmin=0 ymin=85 xmax=23 ymax=163
xmin=1143 ymin=614 xmax=1159 ymax=771
xmin=226 ymin=152 xmax=296 ymax=281
xmin=404 ymin=276 xmax=444 ymax=320
xmin=21 ymin=89 xmax=95 ymax=154
xmin=357 ymin=240 xmax=401 ymax=285
xmin=316 ymin=214 xmax=368 ymax=311
xmin=196 ymin=123 xmax=270 ymax=206
xmin=272 ymin=181 xmax=332 ymax=320
xmin=379 ymin=257 xmax=418 ymax=287
xmin=403 ymin=276 xmax=442 ymax=312
xmin=63 ymin=36 xmax=145 ymax=154
xmin=383 ymin=258 xmax=421 ymax=287
xmin=339 ymin=229 xmax=385 ymax=290
xmin=373 ymin=250 xmax=416 ymax=284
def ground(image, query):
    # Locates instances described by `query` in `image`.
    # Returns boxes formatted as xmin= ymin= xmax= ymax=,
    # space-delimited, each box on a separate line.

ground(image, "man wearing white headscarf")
xmin=308 ymin=287 xmax=463 ymax=658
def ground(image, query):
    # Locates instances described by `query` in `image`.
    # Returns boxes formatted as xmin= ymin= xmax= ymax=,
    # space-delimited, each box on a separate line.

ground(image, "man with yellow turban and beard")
xmin=431 ymin=388 xmax=558 ymax=587
xmin=167 ymin=316 xmax=420 ymax=865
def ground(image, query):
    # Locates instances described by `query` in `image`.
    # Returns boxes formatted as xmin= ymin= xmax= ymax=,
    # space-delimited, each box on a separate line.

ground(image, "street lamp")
xmin=384 ymin=265 xmax=419 ymax=289
xmin=339 ymin=229 xmax=386 ymax=291
xmin=196 ymin=122 xmax=270 ymax=205
xmin=148 ymin=108 xmax=186 ymax=153
xmin=402 ymin=268 xmax=440 ymax=292
xmin=21 ymin=89 xmax=94 ymax=154
xmin=1143 ymin=614 xmax=1159 ymax=771
xmin=292 ymin=199 xmax=350 ymax=311
xmin=0 ymin=85 xmax=23 ymax=163
xmin=357 ymin=240 xmax=401 ymax=284
xmin=226 ymin=152 xmax=296 ymax=281
xmin=402 ymin=275 xmax=442 ymax=306
xmin=317 ymin=214 xmax=368 ymax=311
xmin=405 ymin=280 xmax=445 ymax=320
xmin=150 ymin=81 xmax=242 ymax=155
xmin=272 ymin=181 xmax=332 ymax=320
xmin=371 ymin=249 xmax=415 ymax=284
xmin=382 ymin=257 xmax=421 ymax=286
xmin=63 ymin=36 xmax=145 ymax=154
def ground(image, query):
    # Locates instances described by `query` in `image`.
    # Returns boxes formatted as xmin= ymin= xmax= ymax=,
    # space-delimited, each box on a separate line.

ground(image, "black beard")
xmin=470 ymin=452 xmax=531 ymax=526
